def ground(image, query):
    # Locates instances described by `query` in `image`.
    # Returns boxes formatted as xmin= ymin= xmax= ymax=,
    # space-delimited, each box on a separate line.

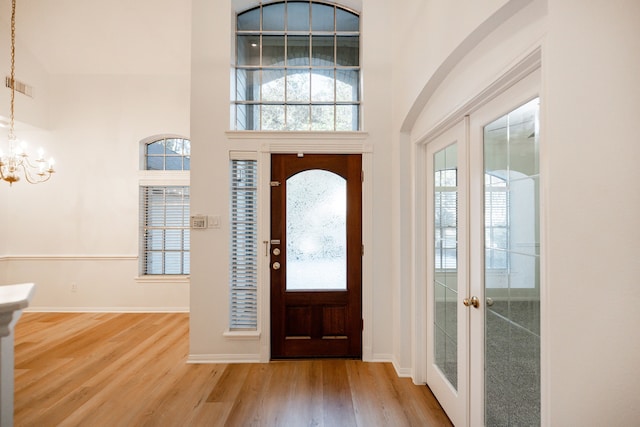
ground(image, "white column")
xmin=0 ymin=283 xmax=36 ymax=427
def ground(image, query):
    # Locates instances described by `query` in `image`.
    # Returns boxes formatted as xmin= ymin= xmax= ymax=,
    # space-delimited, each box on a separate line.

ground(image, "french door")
xmin=270 ymin=154 xmax=362 ymax=358
xmin=426 ymin=120 xmax=469 ymax=427
xmin=426 ymin=71 xmax=541 ymax=426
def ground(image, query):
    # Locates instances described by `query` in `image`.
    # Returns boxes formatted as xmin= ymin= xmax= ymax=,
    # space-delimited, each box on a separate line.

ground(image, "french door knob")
xmin=272 ymin=262 xmax=281 ymax=270
xmin=463 ymin=296 xmax=480 ymax=308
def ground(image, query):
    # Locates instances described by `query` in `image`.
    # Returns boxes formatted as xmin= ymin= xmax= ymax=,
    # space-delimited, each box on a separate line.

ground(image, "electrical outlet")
xmin=71 ymin=283 xmax=78 ymax=293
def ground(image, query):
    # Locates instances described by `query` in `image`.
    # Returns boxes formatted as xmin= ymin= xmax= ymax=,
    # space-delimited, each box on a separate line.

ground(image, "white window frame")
xmin=137 ymin=136 xmax=191 ymax=283
xmin=233 ymin=1 xmax=361 ymax=131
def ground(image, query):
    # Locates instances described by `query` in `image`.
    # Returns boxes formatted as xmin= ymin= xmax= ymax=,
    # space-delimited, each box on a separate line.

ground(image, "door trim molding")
xmin=412 ymin=54 xmax=543 ymax=425
xmin=413 ymin=44 xmax=542 ymax=378
xmin=258 ymin=144 xmax=374 ymax=362
xmin=413 ymin=45 xmax=541 ymax=147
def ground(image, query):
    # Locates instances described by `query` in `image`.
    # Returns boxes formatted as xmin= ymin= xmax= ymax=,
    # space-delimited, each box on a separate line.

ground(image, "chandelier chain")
xmin=9 ymin=0 xmax=16 ymax=139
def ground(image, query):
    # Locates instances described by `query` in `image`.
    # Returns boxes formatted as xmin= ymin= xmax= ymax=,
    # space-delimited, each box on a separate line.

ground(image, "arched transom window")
xmin=234 ymin=1 xmax=360 ymax=131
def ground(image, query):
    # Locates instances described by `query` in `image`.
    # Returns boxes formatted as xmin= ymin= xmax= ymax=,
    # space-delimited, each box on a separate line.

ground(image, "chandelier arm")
xmin=20 ymin=155 xmax=38 ymax=169
xmin=18 ymin=162 xmax=52 ymax=184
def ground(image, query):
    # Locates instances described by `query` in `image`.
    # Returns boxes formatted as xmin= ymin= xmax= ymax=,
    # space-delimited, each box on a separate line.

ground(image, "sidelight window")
xmin=229 ymin=155 xmax=259 ymax=330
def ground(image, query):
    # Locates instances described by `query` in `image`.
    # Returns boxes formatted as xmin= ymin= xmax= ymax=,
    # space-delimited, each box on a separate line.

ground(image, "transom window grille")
xmin=145 ymin=137 xmax=191 ymax=171
xmin=234 ymin=1 xmax=360 ymax=131
xmin=229 ymin=158 xmax=258 ymax=329
xmin=139 ymin=136 xmax=191 ymax=276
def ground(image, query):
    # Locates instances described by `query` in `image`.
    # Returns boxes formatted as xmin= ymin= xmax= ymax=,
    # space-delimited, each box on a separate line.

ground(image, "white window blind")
xmin=229 ymin=159 xmax=258 ymax=330
xmin=435 ymin=169 xmax=458 ymax=269
xmin=485 ymin=173 xmax=508 ymax=269
xmin=140 ymin=186 xmax=190 ymax=275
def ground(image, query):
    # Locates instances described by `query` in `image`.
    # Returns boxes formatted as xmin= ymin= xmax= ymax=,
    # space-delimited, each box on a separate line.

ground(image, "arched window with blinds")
xmin=139 ymin=136 xmax=191 ymax=276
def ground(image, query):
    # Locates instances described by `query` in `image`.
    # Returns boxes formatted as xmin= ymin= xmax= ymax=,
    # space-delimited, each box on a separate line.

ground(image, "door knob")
xmin=463 ymin=296 xmax=480 ymax=308
xmin=272 ymin=262 xmax=281 ymax=270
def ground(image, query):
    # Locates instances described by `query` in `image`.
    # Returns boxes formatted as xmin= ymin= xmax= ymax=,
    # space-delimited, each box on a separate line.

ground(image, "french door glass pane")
xmin=484 ymin=98 xmax=540 ymax=426
xmin=286 ymin=170 xmax=346 ymax=290
xmin=433 ymin=143 xmax=458 ymax=390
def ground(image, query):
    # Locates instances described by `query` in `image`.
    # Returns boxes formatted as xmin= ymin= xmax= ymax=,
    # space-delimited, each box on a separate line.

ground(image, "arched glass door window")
xmin=286 ymin=169 xmax=347 ymax=290
xmin=234 ymin=1 xmax=360 ymax=131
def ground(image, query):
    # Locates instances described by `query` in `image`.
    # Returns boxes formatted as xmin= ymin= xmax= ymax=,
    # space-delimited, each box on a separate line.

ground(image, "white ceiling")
xmin=1 ymin=0 xmax=191 ymax=75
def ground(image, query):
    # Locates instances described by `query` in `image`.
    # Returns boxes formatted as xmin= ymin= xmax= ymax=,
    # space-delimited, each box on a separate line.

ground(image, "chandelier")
xmin=0 ymin=0 xmax=55 ymax=185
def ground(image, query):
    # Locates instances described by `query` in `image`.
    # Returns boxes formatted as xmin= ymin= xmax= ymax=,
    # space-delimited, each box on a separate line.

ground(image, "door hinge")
xmin=361 ymin=244 xmax=364 ymax=256
xmin=361 ymin=318 xmax=364 ymax=331
xmin=361 ymin=170 xmax=364 ymax=182
xmin=270 ymin=181 xmax=281 ymax=187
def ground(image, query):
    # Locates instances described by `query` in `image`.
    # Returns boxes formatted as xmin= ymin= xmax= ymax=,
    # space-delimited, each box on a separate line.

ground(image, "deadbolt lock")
xmin=272 ymin=262 xmax=281 ymax=270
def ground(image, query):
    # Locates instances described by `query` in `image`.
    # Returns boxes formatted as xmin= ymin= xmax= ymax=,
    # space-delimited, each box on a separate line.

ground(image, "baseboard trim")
xmin=0 ymin=255 xmax=137 ymax=261
xmin=187 ymin=354 xmax=262 ymax=364
xmin=371 ymin=353 xmax=412 ymax=377
xmin=25 ymin=307 xmax=189 ymax=313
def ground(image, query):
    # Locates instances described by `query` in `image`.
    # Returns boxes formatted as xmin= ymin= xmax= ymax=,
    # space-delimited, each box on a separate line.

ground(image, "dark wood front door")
xmin=270 ymin=154 xmax=362 ymax=358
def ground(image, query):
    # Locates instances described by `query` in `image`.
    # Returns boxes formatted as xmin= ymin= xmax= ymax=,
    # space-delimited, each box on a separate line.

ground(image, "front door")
xmin=270 ymin=154 xmax=362 ymax=358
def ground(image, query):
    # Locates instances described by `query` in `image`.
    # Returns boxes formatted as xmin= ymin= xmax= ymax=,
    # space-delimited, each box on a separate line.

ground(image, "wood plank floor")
xmin=14 ymin=312 xmax=452 ymax=426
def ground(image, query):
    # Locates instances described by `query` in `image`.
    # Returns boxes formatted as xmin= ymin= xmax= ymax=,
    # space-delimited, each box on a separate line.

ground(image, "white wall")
xmin=189 ymin=0 xmax=395 ymax=363
xmin=0 ymin=0 xmax=191 ymax=311
xmin=0 ymin=73 xmax=191 ymax=310
xmin=0 ymin=11 xmax=53 ymax=286
xmin=398 ymin=0 xmax=640 ymax=424
xmin=544 ymin=0 xmax=640 ymax=424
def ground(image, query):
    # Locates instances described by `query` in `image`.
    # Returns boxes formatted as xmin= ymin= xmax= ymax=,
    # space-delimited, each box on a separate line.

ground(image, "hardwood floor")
xmin=14 ymin=313 xmax=452 ymax=426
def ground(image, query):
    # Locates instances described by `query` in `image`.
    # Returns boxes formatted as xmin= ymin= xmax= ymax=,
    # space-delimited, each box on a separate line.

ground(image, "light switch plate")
xmin=208 ymin=215 xmax=221 ymax=229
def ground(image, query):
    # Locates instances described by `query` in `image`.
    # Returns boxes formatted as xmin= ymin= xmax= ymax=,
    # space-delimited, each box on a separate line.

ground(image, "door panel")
xmin=271 ymin=154 xmax=362 ymax=358
xmin=482 ymin=98 xmax=541 ymax=426
xmin=469 ymin=71 xmax=541 ymax=426
xmin=426 ymin=120 xmax=469 ymax=427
